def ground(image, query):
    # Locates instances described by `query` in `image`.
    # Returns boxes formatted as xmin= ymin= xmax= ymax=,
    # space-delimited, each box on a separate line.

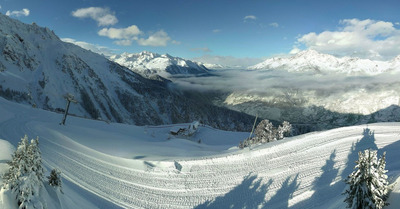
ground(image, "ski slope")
xmin=0 ymin=97 xmax=399 ymax=208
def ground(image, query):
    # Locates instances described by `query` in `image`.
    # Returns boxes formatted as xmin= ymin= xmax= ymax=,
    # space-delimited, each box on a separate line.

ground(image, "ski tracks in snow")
xmin=38 ymin=124 xmax=400 ymax=208
xmin=1 ymin=104 xmax=398 ymax=209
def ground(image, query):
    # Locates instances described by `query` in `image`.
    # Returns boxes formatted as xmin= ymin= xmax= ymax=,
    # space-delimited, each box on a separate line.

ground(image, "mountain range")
xmin=0 ymin=13 xmax=253 ymax=130
xmin=217 ymin=50 xmax=400 ymax=130
xmin=109 ymin=51 xmax=209 ymax=78
xmin=249 ymin=49 xmax=400 ymax=75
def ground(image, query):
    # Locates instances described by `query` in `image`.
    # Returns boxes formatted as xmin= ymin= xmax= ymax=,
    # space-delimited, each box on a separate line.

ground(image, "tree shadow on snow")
xmin=194 ymin=174 xmax=273 ymax=209
xmin=292 ymin=128 xmax=380 ymax=208
xmin=380 ymin=138 xmax=400 ymax=208
xmin=341 ymin=127 xmax=378 ymax=180
xmin=292 ymin=150 xmax=341 ymax=208
xmin=262 ymin=174 xmax=300 ymax=209
xmin=380 ymin=137 xmax=400 ymax=179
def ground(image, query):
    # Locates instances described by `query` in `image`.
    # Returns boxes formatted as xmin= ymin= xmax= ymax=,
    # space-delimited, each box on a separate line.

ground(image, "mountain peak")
xmin=109 ymin=51 xmax=209 ymax=78
xmin=0 ymin=12 xmax=59 ymax=41
xmin=295 ymin=49 xmax=321 ymax=57
xmin=292 ymin=49 xmax=336 ymax=61
xmin=139 ymin=51 xmax=158 ymax=57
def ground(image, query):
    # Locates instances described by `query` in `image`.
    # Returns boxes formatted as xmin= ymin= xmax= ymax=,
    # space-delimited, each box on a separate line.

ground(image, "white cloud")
xmin=98 ymin=25 xmax=176 ymax=47
xmin=269 ymin=22 xmax=279 ymax=28
xmin=171 ymin=40 xmax=181 ymax=45
xmin=114 ymin=39 xmax=132 ymax=46
xmin=98 ymin=25 xmax=142 ymax=39
xmin=137 ymin=30 xmax=172 ymax=47
xmin=289 ymin=46 xmax=301 ymax=54
xmin=244 ymin=15 xmax=257 ymax=22
xmin=295 ymin=18 xmax=400 ymax=60
xmin=6 ymin=8 xmax=30 ymax=17
xmin=212 ymin=29 xmax=221 ymax=33
xmin=61 ymin=38 xmax=115 ymax=56
xmin=72 ymin=7 xmax=118 ymax=26
xmin=395 ymin=22 xmax=400 ymax=26
xmin=191 ymin=47 xmax=212 ymax=53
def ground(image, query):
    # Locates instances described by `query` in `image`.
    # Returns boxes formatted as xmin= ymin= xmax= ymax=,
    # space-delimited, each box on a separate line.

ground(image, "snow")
xmin=248 ymin=49 xmax=399 ymax=75
xmin=109 ymin=51 xmax=209 ymax=78
xmin=0 ymin=97 xmax=400 ymax=208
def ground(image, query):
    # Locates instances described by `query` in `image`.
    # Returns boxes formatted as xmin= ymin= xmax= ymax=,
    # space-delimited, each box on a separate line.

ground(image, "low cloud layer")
xmin=170 ymin=69 xmax=400 ymax=97
xmin=295 ymin=19 xmax=400 ymax=60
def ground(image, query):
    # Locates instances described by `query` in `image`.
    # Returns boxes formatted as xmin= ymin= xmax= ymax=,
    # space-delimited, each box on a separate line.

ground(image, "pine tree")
xmin=239 ymin=120 xmax=292 ymax=148
xmin=47 ymin=168 xmax=62 ymax=192
xmin=343 ymin=149 xmax=389 ymax=209
xmin=254 ymin=119 xmax=276 ymax=143
xmin=3 ymin=135 xmax=30 ymax=191
xmin=27 ymin=137 xmax=44 ymax=182
xmin=2 ymin=135 xmax=44 ymax=209
xmin=277 ymin=121 xmax=292 ymax=139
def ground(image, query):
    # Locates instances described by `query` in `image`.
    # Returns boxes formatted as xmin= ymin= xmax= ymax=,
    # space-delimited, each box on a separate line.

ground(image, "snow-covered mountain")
xmin=0 ymin=13 xmax=253 ymax=130
xmin=200 ymin=63 xmax=243 ymax=70
xmin=109 ymin=51 xmax=209 ymax=78
xmin=201 ymin=63 xmax=226 ymax=70
xmin=249 ymin=50 xmax=400 ymax=75
xmin=212 ymin=50 xmax=400 ymax=131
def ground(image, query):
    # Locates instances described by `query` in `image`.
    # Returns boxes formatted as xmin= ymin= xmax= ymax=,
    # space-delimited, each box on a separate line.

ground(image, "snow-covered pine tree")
xmin=343 ymin=149 xmax=389 ymax=209
xmin=2 ymin=135 xmax=44 ymax=209
xmin=48 ymin=168 xmax=62 ymax=192
xmin=254 ymin=119 xmax=276 ymax=143
xmin=27 ymin=137 xmax=45 ymax=182
xmin=239 ymin=120 xmax=292 ymax=148
xmin=277 ymin=121 xmax=292 ymax=139
xmin=2 ymin=135 xmax=30 ymax=191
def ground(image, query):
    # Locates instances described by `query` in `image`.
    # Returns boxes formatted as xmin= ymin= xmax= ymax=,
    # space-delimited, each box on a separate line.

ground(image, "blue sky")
xmin=1 ymin=0 xmax=400 ymax=66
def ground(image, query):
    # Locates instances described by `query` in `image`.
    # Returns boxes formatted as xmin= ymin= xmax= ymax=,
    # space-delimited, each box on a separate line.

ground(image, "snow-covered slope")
xmin=249 ymin=50 xmax=400 ymax=75
xmin=1 ymin=97 xmax=399 ymax=209
xmin=0 ymin=13 xmax=253 ymax=130
xmin=201 ymin=63 xmax=226 ymax=70
xmin=109 ymin=51 xmax=209 ymax=78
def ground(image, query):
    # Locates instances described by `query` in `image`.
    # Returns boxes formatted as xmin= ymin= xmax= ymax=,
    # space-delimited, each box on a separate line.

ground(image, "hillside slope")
xmin=0 ymin=13 xmax=253 ymax=130
xmin=0 ymin=98 xmax=399 ymax=208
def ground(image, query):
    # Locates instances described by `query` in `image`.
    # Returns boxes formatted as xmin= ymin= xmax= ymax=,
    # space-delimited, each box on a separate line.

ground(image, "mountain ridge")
xmin=109 ymin=51 xmax=209 ymax=78
xmin=249 ymin=49 xmax=400 ymax=75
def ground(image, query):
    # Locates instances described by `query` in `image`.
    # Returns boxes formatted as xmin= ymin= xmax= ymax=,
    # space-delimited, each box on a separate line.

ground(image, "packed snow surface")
xmin=0 ymin=97 xmax=399 ymax=208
